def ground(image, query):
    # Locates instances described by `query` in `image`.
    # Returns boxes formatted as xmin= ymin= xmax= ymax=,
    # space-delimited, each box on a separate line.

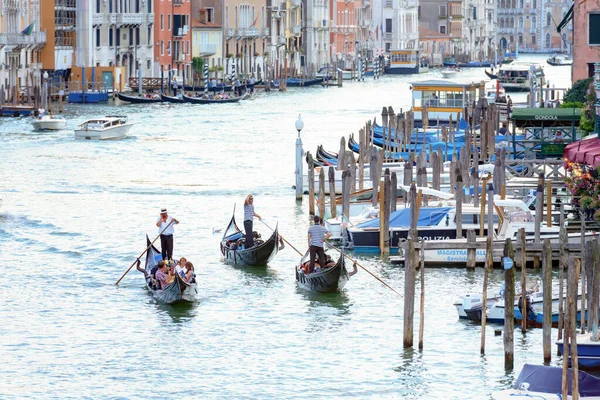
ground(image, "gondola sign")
xmin=503 ymin=257 xmax=514 ymax=270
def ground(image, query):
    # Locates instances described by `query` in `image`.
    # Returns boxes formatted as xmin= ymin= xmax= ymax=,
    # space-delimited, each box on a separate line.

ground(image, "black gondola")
xmin=183 ymin=93 xmax=247 ymax=104
xmin=182 ymin=84 xmax=233 ymax=92
xmin=136 ymin=236 xmax=198 ymax=304
xmin=296 ymin=251 xmax=349 ymax=293
xmin=485 ymin=69 xmax=498 ymax=80
xmin=117 ymin=92 xmax=162 ymax=103
xmin=160 ymin=93 xmax=185 ymax=103
xmin=220 ymin=213 xmax=281 ymax=266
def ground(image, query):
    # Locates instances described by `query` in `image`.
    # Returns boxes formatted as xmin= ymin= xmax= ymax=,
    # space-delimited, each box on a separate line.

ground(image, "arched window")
xmin=532 ymin=16 xmax=536 ymax=28
xmin=532 ymin=34 xmax=536 ymax=44
xmin=511 ymin=17 xmax=514 ymax=28
xmin=519 ymin=16 xmax=523 ymax=28
xmin=519 ymin=0 xmax=523 ymax=8
xmin=500 ymin=18 xmax=504 ymax=28
xmin=546 ymin=12 xmax=551 ymax=26
xmin=545 ymin=32 xmax=550 ymax=47
xmin=225 ymin=6 xmax=229 ymax=28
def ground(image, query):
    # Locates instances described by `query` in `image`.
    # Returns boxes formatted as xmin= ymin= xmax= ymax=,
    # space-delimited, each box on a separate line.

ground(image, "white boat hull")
xmin=31 ymin=118 xmax=67 ymax=131
xmin=74 ymin=123 xmax=133 ymax=140
xmin=441 ymin=70 xmax=457 ymax=79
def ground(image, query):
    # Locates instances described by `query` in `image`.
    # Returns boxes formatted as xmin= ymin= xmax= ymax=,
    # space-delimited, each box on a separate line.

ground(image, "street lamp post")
xmin=43 ymin=70 xmax=49 ymax=111
xmin=295 ymin=114 xmax=304 ymax=200
xmin=594 ymin=62 xmax=600 ymax=138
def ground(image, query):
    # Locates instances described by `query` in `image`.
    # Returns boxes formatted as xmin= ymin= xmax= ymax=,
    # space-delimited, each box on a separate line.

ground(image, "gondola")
xmin=160 ymin=93 xmax=185 ymax=103
xmin=296 ymin=251 xmax=349 ymax=293
xmin=182 ymin=84 xmax=233 ymax=92
xmin=183 ymin=93 xmax=247 ymax=104
xmin=117 ymin=92 xmax=162 ymax=103
xmin=220 ymin=213 xmax=281 ymax=266
xmin=485 ymin=69 xmax=498 ymax=80
xmin=137 ymin=236 xmax=198 ymax=304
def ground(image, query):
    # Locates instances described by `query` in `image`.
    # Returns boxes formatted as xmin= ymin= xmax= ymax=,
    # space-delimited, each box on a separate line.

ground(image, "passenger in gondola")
xmin=243 ymin=194 xmax=262 ymax=248
xmin=184 ymin=261 xmax=196 ymax=283
xmin=175 ymin=257 xmax=187 ymax=278
xmin=307 ymin=215 xmax=331 ymax=273
xmin=155 ymin=261 xmax=171 ymax=290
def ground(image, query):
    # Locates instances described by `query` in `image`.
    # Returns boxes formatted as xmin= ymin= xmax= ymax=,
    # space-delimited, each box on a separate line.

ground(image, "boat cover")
xmin=514 ymin=364 xmax=600 ymax=396
xmin=357 ymin=207 xmax=452 ymax=229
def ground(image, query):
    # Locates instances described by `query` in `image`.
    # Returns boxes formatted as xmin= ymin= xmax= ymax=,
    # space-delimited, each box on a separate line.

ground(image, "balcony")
xmin=363 ymin=0 xmax=370 ymax=7
xmin=360 ymin=19 xmax=372 ymax=28
xmin=174 ymin=0 xmax=182 ymax=5
xmin=147 ymin=13 xmax=154 ymax=25
xmin=92 ymin=13 xmax=104 ymax=26
xmin=290 ymin=0 xmax=302 ymax=8
xmin=383 ymin=32 xmax=392 ymax=40
xmin=498 ymin=27 xmax=513 ymax=33
xmin=109 ymin=14 xmax=117 ymax=25
xmin=117 ymin=14 xmax=144 ymax=26
xmin=236 ymin=28 xmax=260 ymax=38
xmin=292 ymin=25 xmax=302 ymax=35
xmin=175 ymin=25 xmax=189 ymax=37
xmin=199 ymin=43 xmax=217 ymax=55
xmin=261 ymin=27 xmax=270 ymax=37
xmin=0 ymin=31 xmax=46 ymax=47
xmin=314 ymin=19 xmax=329 ymax=29
xmin=225 ymin=28 xmax=234 ymax=39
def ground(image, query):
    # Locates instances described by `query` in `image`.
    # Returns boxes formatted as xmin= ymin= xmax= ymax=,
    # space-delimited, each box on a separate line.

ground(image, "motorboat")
xmin=557 ymin=332 xmax=600 ymax=370
xmin=31 ymin=113 xmax=67 ymax=131
xmin=74 ymin=115 xmax=133 ymax=140
xmin=419 ymin=57 xmax=430 ymax=73
xmin=491 ymin=363 xmax=600 ymax=399
xmin=547 ymin=54 xmax=573 ymax=66
xmin=485 ymin=83 xmax=507 ymax=104
xmin=441 ymin=68 xmax=459 ymax=79
xmin=497 ymin=62 xmax=545 ymax=92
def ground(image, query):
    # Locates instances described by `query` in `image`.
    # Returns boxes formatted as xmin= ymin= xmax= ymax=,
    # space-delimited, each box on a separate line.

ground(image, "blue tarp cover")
xmin=514 ymin=364 xmax=600 ymax=396
xmin=357 ymin=207 xmax=452 ymax=229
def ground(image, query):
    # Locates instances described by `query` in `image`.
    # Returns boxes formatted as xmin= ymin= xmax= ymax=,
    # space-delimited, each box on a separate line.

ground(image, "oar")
xmin=260 ymin=219 xmax=304 ymax=257
xmin=115 ymin=220 xmax=175 ymax=285
xmin=325 ymin=242 xmax=402 ymax=297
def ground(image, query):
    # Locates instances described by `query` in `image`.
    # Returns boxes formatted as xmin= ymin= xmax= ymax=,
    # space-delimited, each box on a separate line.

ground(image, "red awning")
xmin=564 ymin=136 xmax=600 ymax=166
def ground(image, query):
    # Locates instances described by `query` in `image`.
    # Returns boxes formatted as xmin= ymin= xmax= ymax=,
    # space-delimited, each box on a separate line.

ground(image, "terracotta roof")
xmin=419 ymin=26 xmax=450 ymax=39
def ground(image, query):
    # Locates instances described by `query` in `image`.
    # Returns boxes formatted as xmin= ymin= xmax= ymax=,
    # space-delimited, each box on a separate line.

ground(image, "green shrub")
xmin=564 ymin=77 xmax=593 ymax=103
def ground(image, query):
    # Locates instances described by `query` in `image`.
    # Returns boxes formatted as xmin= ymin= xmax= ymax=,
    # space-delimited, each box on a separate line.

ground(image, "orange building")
xmin=330 ymin=0 xmax=357 ymax=67
xmin=154 ymin=0 xmax=193 ymax=81
xmin=40 ymin=0 xmax=75 ymax=72
xmin=570 ymin=1 xmax=600 ymax=82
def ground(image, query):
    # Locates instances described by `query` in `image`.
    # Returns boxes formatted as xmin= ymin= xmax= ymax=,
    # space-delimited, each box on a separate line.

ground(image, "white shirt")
xmin=157 ymin=216 xmax=176 ymax=235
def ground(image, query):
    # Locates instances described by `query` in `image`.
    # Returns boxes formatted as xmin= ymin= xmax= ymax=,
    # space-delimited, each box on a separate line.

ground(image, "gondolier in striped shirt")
xmin=156 ymin=208 xmax=179 ymax=261
xmin=243 ymin=195 xmax=261 ymax=248
xmin=307 ymin=215 xmax=331 ymax=273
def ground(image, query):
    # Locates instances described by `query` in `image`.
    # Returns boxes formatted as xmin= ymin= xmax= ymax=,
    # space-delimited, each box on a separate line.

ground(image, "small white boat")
xmin=74 ymin=115 xmax=133 ymax=140
xmin=31 ymin=114 xmax=67 ymax=131
xmin=441 ymin=68 xmax=458 ymax=79
xmin=546 ymin=54 xmax=573 ymax=66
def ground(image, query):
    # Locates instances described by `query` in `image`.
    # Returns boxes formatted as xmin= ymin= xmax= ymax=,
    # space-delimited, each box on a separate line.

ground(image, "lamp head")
xmin=295 ymin=114 xmax=304 ymax=136
xmin=43 ymin=71 xmax=49 ymax=79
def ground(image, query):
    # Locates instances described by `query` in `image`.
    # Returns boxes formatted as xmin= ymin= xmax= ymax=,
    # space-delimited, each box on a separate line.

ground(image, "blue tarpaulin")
xmin=514 ymin=364 xmax=600 ymax=396
xmin=357 ymin=207 xmax=452 ymax=229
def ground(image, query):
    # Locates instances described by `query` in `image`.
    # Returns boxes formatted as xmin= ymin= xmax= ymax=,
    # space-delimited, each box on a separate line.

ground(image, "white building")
xmin=382 ymin=0 xmax=419 ymax=74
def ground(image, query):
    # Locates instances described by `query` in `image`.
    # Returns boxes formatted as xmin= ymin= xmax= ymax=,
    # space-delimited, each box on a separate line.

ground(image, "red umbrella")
xmin=564 ymin=137 xmax=600 ymax=164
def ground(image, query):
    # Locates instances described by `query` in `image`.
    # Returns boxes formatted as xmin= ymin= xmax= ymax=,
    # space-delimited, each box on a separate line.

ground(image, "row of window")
xmin=224 ymin=5 xmax=266 ymax=30
xmin=95 ymin=27 xmax=152 ymax=47
xmin=95 ymin=0 xmax=151 ymax=13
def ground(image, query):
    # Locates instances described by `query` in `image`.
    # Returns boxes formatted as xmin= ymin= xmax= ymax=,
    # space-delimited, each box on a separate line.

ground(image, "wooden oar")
xmin=115 ymin=220 xmax=175 ymax=285
xmin=325 ymin=242 xmax=402 ymax=297
xmin=259 ymin=219 xmax=304 ymax=257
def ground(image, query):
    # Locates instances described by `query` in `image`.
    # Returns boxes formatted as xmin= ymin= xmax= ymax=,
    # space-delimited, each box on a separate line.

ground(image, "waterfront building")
xmin=418 ymin=26 xmax=451 ymax=66
xmin=330 ymin=0 xmax=353 ymax=70
xmin=496 ymin=0 xmax=571 ymax=54
xmin=265 ymin=0 xmax=289 ymax=75
xmin=570 ymin=0 xmax=599 ymax=81
xmin=40 ymin=0 xmax=72 ymax=77
xmin=223 ymin=0 xmax=269 ymax=79
xmin=155 ymin=0 xmax=192 ymax=82
xmin=2 ymin=0 xmax=46 ymax=101
xmin=191 ymin=0 xmax=224 ymax=81
xmin=462 ymin=0 xmax=493 ymax=61
xmin=355 ymin=0 xmax=373 ymax=60
xmin=382 ymin=0 xmax=419 ymax=74
xmin=304 ymin=0 xmax=329 ymax=71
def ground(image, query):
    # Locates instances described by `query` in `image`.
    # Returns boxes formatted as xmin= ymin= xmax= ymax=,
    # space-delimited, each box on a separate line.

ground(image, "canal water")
xmin=0 ymin=54 xmax=575 ymax=398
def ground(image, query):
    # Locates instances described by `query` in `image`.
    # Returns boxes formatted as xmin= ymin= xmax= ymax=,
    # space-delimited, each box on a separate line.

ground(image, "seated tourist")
xmin=155 ymin=261 xmax=170 ymax=290
xmin=176 ymin=257 xmax=187 ymax=278
xmin=184 ymin=261 xmax=196 ymax=283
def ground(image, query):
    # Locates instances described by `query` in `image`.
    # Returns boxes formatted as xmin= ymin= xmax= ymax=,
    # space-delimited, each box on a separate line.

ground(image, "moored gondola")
xmin=220 ymin=213 xmax=281 ymax=266
xmin=117 ymin=92 xmax=162 ymax=103
xmin=296 ymin=251 xmax=349 ymax=293
xmin=183 ymin=93 xmax=247 ymax=104
xmin=484 ymin=69 xmax=498 ymax=80
xmin=137 ymin=236 xmax=198 ymax=304
xmin=160 ymin=93 xmax=185 ymax=103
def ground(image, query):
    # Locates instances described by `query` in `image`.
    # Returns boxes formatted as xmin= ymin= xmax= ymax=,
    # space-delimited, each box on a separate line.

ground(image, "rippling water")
xmin=0 ymin=54 xmax=574 ymax=398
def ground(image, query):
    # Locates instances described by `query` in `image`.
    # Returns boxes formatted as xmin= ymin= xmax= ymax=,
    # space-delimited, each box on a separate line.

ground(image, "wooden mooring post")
xmin=403 ymin=183 xmax=418 ymax=349
xmin=418 ymin=239 xmax=425 ymax=350
xmin=534 ymin=174 xmax=545 ymax=268
xmin=543 ymin=238 xmax=552 ymax=363
xmin=380 ymin=169 xmax=391 ymax=255
xmin=481 ymin=237 xmax=492 ymax=355
xmin=466 ymin=230 xmax=476 ymax=269
xmin=341 ymin=170 xmax=351 ymax=244
xmin=328 ymin=167 xmax=337 ymax=219
xmin=520 ymin=228 xmax=528 ymax=332
xmin=318 ymin=168 xmax=325 ymax=220
xmin=504 ymin=238 xmax=515 ymax=370
xmin=307 ymin=152 xmax=315 ymax=215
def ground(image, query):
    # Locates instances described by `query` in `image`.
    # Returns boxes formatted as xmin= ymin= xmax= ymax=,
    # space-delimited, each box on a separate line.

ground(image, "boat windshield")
xmin=507 ymin=211 xmax=534 ymax=223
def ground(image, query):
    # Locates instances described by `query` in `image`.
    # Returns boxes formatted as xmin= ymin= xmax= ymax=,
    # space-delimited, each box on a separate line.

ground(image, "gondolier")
xmin=243 ymin=195 xmax=261 ymax=248
xmin=307 ymin=215 xmax=331 ymax=273
xmin=156 ymin=208 xmax=179 ymax=261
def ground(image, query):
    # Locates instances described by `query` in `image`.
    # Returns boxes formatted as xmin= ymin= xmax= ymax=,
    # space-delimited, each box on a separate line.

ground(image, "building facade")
xmin=154 ymin=0 xmax=192 ymax=82
xmin=223 ymin=0 xmax=269 ymax=79
xmin=2 ymin=0 xmax=46 ymax=101
xmin=572 ymin=1 xmax=600 ymax=81
xmin=40 ymin=0 xmax=73 ymax=74
xmin=191 ymin=0 xmax=224 ymax=81
xmin=331 ymin=0 xmax=354 ymax=69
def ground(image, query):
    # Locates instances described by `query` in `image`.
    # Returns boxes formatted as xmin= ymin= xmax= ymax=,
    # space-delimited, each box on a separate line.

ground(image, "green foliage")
xmin=564 ymin=77 xmax=593 ymax=103
xmin=581 ymin=112 xmax=595 ymax=133
xmin=192 ymin=57 xmax=204 ymax=75
xmin=594 ymin=209 xmax=600 ymax=222
xmin=580 ymin=195 xmax=594 ymax=209
xmin=559 ymin=101 xmax=584 ymax=109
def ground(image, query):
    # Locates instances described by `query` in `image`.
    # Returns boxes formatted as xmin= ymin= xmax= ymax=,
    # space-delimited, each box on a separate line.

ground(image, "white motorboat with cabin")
xmin=74 ymin=115 xmax=133 ymax=140
xmin=497 ymin=62 xmax=545 ymax=92
xmin=546 ymin=54 xmax=573 ymax=66
xmin=31 ymin=113 xmax=67 ymax=131
xmin=441 ymin=68 xmax=458 ymax=79
xmin=410 ymin=79 xmax=485 ymax=127
xmin=385 ymin=49 xmax=420 ymax=74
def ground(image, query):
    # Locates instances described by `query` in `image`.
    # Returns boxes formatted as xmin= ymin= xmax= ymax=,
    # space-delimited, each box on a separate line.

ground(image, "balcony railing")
xmin=147 ymin=13 xmax=154 ymax=25
xmin=174 ymin=0 xmax=182 ymax=5
xmin=359 ymin=19 xmax=372 ymax=28
xmin=236 ymin=28 xmax=260 ymax=38
xmin=117 ymin=14 xmax=143 ymax=26
xmin=225 ymin=28 xmax=234 ymax=39
xmin=385 ymin=0 xmax=393 ymax=7
xmin=383 ymin=32 xmax=392 ymax=40
xmin=0 ymin=31 xmax=47 ymax=46
xmin=199 ymin=43 xmax=217 ymax=55
xmin=261 ymin=27 xmax=270 ymax=37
